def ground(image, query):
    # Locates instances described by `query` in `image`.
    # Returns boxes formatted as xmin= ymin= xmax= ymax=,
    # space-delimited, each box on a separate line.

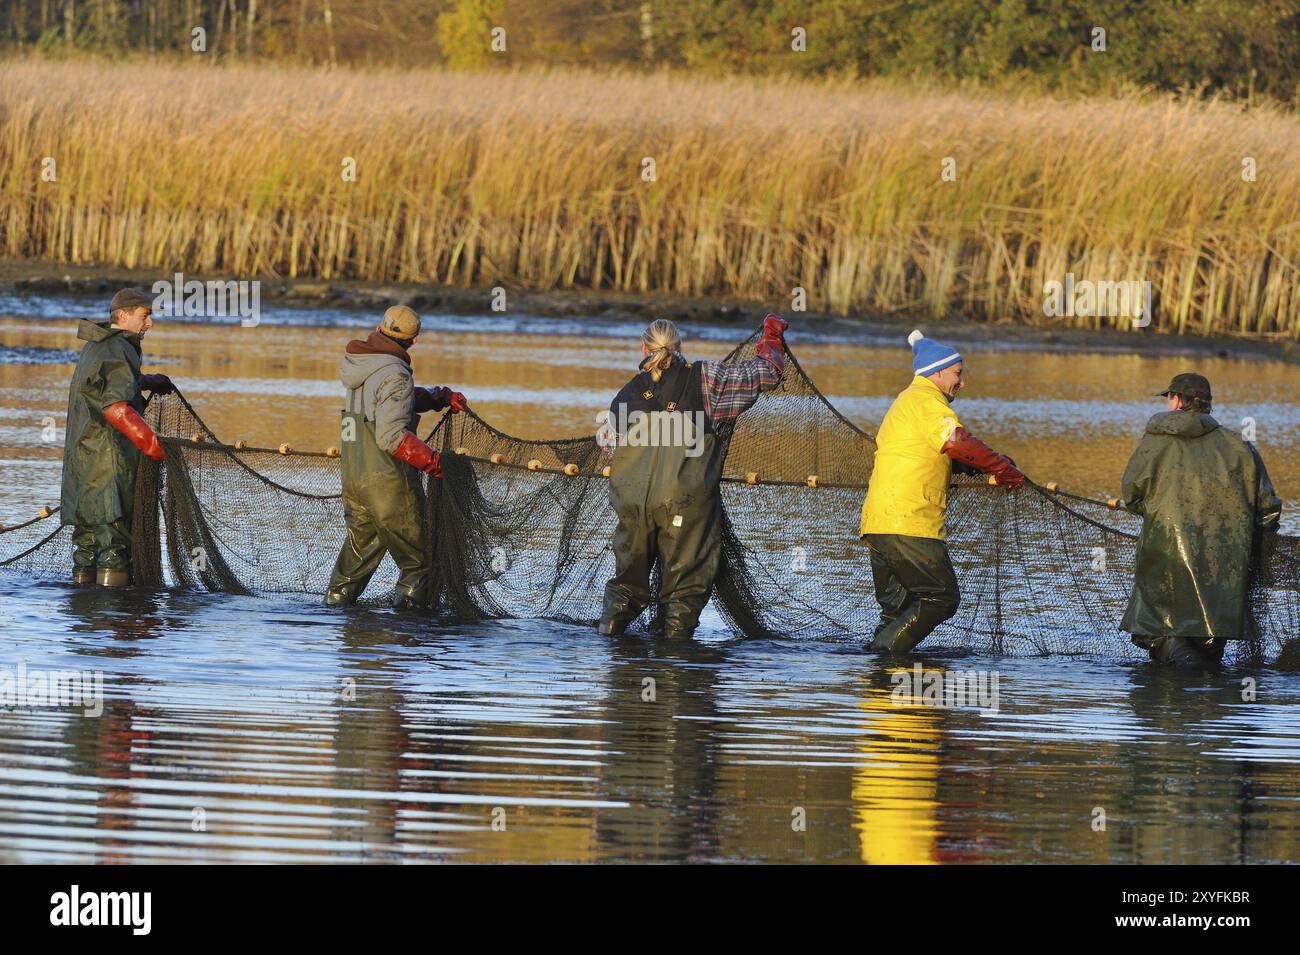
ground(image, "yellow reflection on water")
xmin=853 ymin=669 xmax=944 ymax=865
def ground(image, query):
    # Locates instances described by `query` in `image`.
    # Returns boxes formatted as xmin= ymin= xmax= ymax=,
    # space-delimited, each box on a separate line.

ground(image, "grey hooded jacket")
xmin=339 ymin=349 xmax=418 ymax=453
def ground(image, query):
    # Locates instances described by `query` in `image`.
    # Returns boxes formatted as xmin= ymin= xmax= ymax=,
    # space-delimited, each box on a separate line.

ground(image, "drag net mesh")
xmin=3 ymin=330 xmax=1298 ymax=664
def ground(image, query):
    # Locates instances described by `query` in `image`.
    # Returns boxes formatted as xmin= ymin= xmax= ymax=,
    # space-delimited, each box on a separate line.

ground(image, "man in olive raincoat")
xmin=860 ymin=330 xmax=1025 ymax=654
xmin=1121 ymin=373 xmax=1281 ymax=667
xmin=324 ymin=305 xmax=468 ymax=610
xmin=597 ymin=314 xmax=788 ymax=640
xmin=61 ymin=287 xmax=175 ymax=587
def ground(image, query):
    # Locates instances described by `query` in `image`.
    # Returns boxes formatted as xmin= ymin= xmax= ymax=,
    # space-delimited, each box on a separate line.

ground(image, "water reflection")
xmin=854 ymin=670 xmax=944 ymax=865
xmin=2 ymin=302 xmax=1300 ymax=863
xmin=0 ymin=583 xmax=1299 ymax=862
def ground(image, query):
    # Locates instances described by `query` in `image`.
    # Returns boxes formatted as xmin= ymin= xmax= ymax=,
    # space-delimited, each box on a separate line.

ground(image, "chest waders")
xmin=63 ymin=327 xmax=144 ymax=582
xmin=325 ymin=388 xmax=430 ymax=607
xmin=600 ymin=360 xmax=723 ymax=639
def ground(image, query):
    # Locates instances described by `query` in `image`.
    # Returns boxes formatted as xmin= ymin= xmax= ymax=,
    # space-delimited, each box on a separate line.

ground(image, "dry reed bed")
xmin=1 ymin=59 xmax=1298 ymax=335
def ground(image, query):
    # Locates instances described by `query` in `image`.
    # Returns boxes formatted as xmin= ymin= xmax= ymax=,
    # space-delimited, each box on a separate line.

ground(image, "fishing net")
xmin=3 ymin=329 xmax=1298 ymax=664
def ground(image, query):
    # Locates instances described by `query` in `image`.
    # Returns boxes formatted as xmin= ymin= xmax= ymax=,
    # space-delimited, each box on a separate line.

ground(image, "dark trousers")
xmin=326 ymin=509 xmax=430 ymax=606
xmin=72 ymin=520 xmax=132 ymax=571
xmin=863 ymin=533 xmax=961 ymax=653
xmin=1131 ymin=634 xmax=1227 ymax=668
xmin=601 ymin=501 xmax=721 ymax=638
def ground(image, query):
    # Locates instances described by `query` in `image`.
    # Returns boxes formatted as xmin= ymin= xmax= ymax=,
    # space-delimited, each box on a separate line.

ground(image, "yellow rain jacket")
xmin=860 ymin=375 xmax=962 ymax=540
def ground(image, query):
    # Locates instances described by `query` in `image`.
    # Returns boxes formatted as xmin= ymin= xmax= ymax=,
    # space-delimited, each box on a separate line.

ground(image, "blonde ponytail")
xmin=641 ymin=319 xmax=683 ymax=382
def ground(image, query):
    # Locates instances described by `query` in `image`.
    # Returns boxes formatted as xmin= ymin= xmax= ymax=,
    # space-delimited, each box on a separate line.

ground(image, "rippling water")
xmin=2 ymin=299 xmax=1299 ymax=863
xmin=3 ymin=579 xmax=1300 ymax=863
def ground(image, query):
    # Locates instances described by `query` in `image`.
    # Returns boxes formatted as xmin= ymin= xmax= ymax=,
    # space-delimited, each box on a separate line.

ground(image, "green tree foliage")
xmin=1 ymin=0 xmax=1297 ymax=103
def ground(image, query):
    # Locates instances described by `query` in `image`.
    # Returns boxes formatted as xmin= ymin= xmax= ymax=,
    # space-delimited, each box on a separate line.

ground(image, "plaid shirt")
xmin=700 ymin=350 xmax=784 ymax=428
xmin=599 ymin=351 xmax=784 ymax=454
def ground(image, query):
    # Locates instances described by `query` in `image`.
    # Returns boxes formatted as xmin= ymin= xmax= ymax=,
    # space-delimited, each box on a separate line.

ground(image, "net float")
xmin=806 ymin=475 xmax=819 ymax=488
xmin=527 ymin=459 xmax=543 ymax=470
xmin=279 ymin=443 xmax=292 ymax=455
xmin=38 ymin=506 xmax=52 ymax=519
xmin=490 ymin=453 xmax=506 ymax=465
xmin=563 ymin=463 xmax=579 ymax=476
xmin=745 ymin=472 xmax=759 ymax=485
xmin=325 ymin=446 xmax=340 ymax=458
xmin=601 ymin=465 xmax=612 ymax=478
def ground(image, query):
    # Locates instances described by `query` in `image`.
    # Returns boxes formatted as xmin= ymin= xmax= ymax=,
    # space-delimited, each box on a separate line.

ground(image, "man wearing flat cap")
xmin=1121 ymin=372 xmax=1281 ymax=667
xmin=60 ymin=287 xmax=175 ymax=587
xmin=325 ymin=305 xmax=469 ymax=610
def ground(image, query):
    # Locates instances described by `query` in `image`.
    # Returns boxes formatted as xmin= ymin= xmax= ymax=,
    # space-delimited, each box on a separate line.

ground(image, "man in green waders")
xmin=325 ymin=305 xmax=467 ymax=610
xmin=860 ymin=330 xmax=1025 ymax=653
xmin=1121 ymin=373 xmax=1281 ymax=667
xmin=61 ymin=287 xmax=175 ymax=587
xmin=597 ymin=315 xmax=788 ymax=639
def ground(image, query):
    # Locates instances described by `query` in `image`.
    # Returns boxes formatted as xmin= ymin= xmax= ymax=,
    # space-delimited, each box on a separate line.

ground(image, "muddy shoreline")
xmin=3 ymin=259 xmax=1296 ymax=364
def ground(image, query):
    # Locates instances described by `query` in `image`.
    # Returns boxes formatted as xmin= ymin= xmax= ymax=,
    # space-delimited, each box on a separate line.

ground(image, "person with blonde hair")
xmin=598 ymin=314 xmax=788 ymax=639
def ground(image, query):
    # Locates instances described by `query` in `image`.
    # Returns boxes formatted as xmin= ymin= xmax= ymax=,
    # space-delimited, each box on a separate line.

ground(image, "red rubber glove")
xmin=139 ymin=373 xmax=175 ymax=395
xmin=392 ymin=431 xmax=442 ymax=477
xmin=755 ymin=313 xmax=788 ymax=366
xmin=104 ymin=401 xmax=165 ymax=462
xmin=413 ymin=386 xmax=468 ymax=415
xmin=942 ymin=427 xmax=1024 ymax=488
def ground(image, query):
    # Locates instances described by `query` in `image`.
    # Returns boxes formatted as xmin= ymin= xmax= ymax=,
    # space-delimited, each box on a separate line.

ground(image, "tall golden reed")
xmin=1 ymin=58 xmax=1297 ymax=336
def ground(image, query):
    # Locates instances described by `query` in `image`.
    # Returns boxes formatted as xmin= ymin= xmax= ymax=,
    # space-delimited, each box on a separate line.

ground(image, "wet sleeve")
xmin=80 ymin=356 xmax=138 ymax=415
xmin=372 ymin=373 xmax=415 ymax=454
xmin=1250 ymin=444 xmax=1282 ymax=531
xmin=1120 ymin=437 xmax=1156 ymax=516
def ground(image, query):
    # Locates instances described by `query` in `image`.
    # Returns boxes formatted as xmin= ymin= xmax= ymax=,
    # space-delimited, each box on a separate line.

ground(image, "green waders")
xmin=602 ymin=451 xmax=722 ymax=638
xmin=325 ymin=399 xmax=431 ymax=608
xmin=1131 ymin=634 xmax=1227 ymax=669
xmin=72 ymin=519 xmax=132 ymax=574
xmin=61 ymin=320 xmax=146 ymax=583
xmin=863 ymin=533 xmax=961 ymax=653
xmin=600 ymin=361 xmax=723 ymax=639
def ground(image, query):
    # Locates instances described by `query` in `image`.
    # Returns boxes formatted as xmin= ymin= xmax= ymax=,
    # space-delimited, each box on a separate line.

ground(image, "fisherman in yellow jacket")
xmin=860 ymin=330 xmax=1025 ymax=653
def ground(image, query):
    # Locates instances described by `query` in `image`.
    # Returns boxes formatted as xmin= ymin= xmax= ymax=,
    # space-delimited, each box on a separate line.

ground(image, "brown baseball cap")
xmin=378 ymin=304 xmax=421 ymax=341
xmin=1157 ymin=372 xmax=1212 ymax=403
xmin=109 ymin=287 xmax=154 ymax=314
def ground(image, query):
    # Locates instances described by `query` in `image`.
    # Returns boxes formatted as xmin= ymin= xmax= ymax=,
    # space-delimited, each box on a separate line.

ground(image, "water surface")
xmin=2 ymin=300 xmax=1298 ymax=863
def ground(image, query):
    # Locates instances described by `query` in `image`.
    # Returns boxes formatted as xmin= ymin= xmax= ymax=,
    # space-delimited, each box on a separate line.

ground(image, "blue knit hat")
xmin=908 ymin=329 xmax=962 ymax=376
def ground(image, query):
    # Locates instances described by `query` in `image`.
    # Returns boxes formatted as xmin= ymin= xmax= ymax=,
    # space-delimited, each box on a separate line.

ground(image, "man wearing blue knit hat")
xmin=859 ymin=330 xmax=1025 ymax=653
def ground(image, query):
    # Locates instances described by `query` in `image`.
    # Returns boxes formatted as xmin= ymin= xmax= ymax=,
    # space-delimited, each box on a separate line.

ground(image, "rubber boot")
xmin=71 ymin=525 xmax=98 ymax=582
xmin=597 ymin=618 xmax=628 ymax=636
xmin=1134 ymin=634 xmax=1226 ymax=670
xmin=392 ymin=581 xmax=430 ymax=612
xmin=324 ymin=589 xmax=354 ymax=607
xmin=870 ymin=599 xmax=955 ymax=654
xmin=96 ymin=568 xmax=130 ymax=588
xmin=862 ymin=534 xmax=960 ymax=654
